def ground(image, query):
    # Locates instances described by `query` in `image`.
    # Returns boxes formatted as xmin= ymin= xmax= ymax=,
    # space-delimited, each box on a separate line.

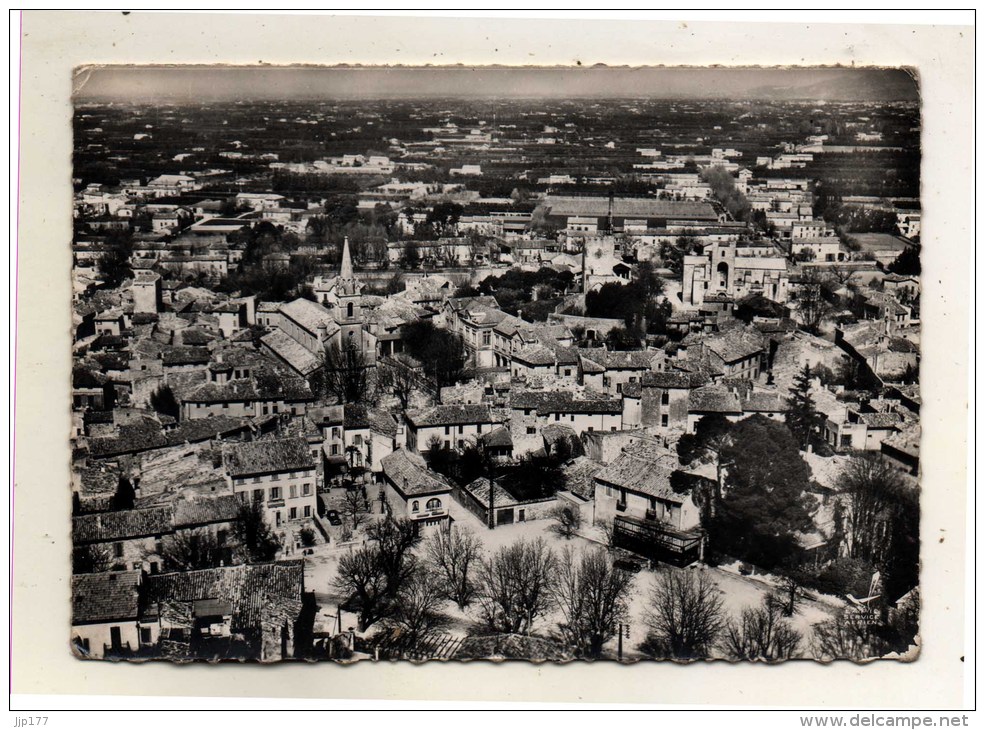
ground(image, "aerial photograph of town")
xmin=68 ymin=65 xmax=922 ymax=664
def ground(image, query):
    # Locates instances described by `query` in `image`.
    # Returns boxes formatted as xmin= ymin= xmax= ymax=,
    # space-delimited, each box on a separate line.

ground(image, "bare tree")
xmin=839 ymin=454 xmax=905 ymax=565
xmin=158 ymin=528 xmax=225 ymax=572
xmin=425 ymin=525 xmax=484 ymax=609
xmin=794 ymin=268 xmax=833 ymax=335
xmin=810 ymin=608 xmax=878 ymax=662
xmin=382 ymin=562 xmax=449 ymax=645
xmin=342 ymin=488 xmax=367 ymax=531
xmin=377 ymin=358 xmax=417 ymax=410
xmin=828 ymin=264 xmax=858 ymax=289
xmin=552 ymin=546 xmax=636 ymax=658
xmin=720 ymin=594 xmax=803 ymax=661
xmin=547 ymin=503 xmax=583 ymax=540
xmin=333 ymin=544 xmax=390 ymax=631
xmin=642 ymin=569 xmax=725 ymax=660
xmin=367 ymin=515 xmax=421 ymax=598
xmin=319 ymin=340 xmax=371 ymax=404
xmin=476 ymin=538 xmax=558 ymax=634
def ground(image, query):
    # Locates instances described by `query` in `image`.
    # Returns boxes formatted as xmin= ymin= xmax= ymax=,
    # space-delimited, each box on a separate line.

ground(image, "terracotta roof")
xmin=463 ymin=477 xmax=520 ymax=509
xmin=162 ymin=346 xmax=211 ymax=367
xmin=688 ymin=385 xmax=743 ymax=414
xmin=406 ymin=404 xmax=501 ymax=428
xmin=380 ymin=449 xmax=454 ymax=497
xmin=480 ymin=426 xmax=513 ymax=449
xmin=511 ymin=390 xmax=622 ymax=415
xmin=561 ymin=456 xmax=604 ymax=500
xmin=143 ymin=561 xmax=304 ymax=632
xmin=173 ymin=494 xmax=243 ymax=528
xmin=642 ymin=371 xmax=709 ymax=389
xmin=72 ymin=571 xmax=142 ymax=625
xmin=704 ymin=330 xmax=764 ymax=364
xmin=742 ymin=391 xmax=787 ymax=413
xmin=543 ymin=195 xmax=718 ymax=220
xmin=73 ymin=506 xmax=175 ymax=544
xmin=278 ymin=298 xmax=336 ymax=335
xmin=223 ymin=437 xmax=314 ymax=478
xmin=594 ymin=443 xmax=684 ymax=502
xmin=260 ymin=330 xmax=322 ymax=376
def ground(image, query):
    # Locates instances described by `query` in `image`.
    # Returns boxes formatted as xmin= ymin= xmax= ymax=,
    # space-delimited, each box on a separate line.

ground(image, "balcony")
xmin=267 ymin=497 xmax=286 ymax=509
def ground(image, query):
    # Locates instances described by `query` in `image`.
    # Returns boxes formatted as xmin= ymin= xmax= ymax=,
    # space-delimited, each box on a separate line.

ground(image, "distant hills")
xmin=746 ymin=69 xmax=919 ymax=102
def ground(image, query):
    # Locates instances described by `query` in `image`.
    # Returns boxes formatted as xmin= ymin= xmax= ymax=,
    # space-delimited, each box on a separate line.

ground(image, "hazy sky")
xmin=75 ymin=66 xmax=918 ymax=103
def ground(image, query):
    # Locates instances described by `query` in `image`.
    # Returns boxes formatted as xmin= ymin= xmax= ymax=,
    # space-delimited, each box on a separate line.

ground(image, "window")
xmin=303 ymin=506 xmax=311 ymax=518
xmin=289 ymin=507 xmax=297 ymax=520
xmin=526 ymin=427 xmax=536 ymax=435
xmin=270 ymin=486 xmax=282 ymax=500
xmin=444 ymin=426 xmax=450 ymax=435
xmin=113 ymin=543 xmax=124 ymax=558
xmin=353 ymin=434 xmax=363 ymax=446
xmin=289 ymin=485 xmax=298 ymax=499
xmin=426 ymin=498 xmax=441 ymax=511
xmin=661 ymin=414 xmax=669 ymax=427
xmin=252 ymin=488 xmax=264 ymax=502
xmin=252 ymin=475 xmax=260 ymax=483
xmin=564 ymin=369 xmax=571 ymax=377
xmin=412 ymin=501 xmax=420 ymax=512
xmin=271 ymin=472 xmax=280 ymax=481
xmin=302 ymin=484 xmax=311 ymax=496
xmin=331 ymin=444 xmax=339 ymax=456
xmin=332 ymin=427 xmax=340 ymax=439
xmin=140 ymin=627 xmax=152 ymax=645
xmin=347 ymin=302 xmax=354 ymax=319
xmin=482 ymin=331 xmax=491 ymax=346
xmin=661 ymin=391 xmax=670 ymax=406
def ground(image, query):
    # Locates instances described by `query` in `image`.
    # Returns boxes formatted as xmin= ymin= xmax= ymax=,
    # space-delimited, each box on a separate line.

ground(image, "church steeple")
xmin=340 ymin=236 xmax=354 ymax=281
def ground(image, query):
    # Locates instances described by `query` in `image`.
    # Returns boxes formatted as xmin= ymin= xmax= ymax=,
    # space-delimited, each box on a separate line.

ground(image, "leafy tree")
xmin=111 ymin=476 xmax=136 ymax=511
xmin=635 ymin=259 xmax=666 ymax=300
xmin=887 ymin=246 xmax=921 ymax=276
xmin=586 ymin=281 xmax=646 ymax=332
xmin=425 ymin=525 xmax=484 ymax=609
xmin=547 ymin=504 xmax=583 ymax=540
xmin=499 ymin=452 xmax=566 ymax=501
xmin=149 ymin=384 xmax=181 ymax=421
xmin=318 ymin=340 xmax=371 ymax=404
xmin=233 ymin=500 xmax=282 ymax=563
xmin=701 ymin=166 xmax=751 ymax=221
xmin=401 ymin=320 xmax=466 ymax=388
xmin=676 ymin=413 xmax=733 ymax=490
xmin=604 ymin=326 xmax=642 ymax=351
xmin=720 ymin=594 xmax=803 ymax=661
xmin=712 ymin=416 xmax=814 ymax=568
xmin=97 ymin=232 xmax=134 ymax=288
xmin=401 ymin=240 xmax=421 ymax=269
xmin=552 ymin=547 xmax=635 ymax=659
xmin=660 ymin=235 xmax=701 ymax=276
xmin=641 ymin=569 xmax=725 ymax=660
xmin=159 ymin=529 xmax=225 ymax=572
xmin=72 ymin=544 xmax=111 ymax=574
xmin=476 ymin=538 xmax=558 ymax=634
xmin=785 ymin=363 xmax=823 ymax=450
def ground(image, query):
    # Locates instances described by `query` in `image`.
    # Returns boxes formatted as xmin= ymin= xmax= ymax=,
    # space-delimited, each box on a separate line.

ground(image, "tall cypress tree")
xmin=786 ymin=364 xmax=820 ymax=450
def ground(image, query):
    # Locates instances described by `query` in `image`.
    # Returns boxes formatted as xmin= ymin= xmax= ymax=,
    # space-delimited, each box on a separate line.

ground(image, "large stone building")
xmin=682 ymin=239 xmax=791 ymax=307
